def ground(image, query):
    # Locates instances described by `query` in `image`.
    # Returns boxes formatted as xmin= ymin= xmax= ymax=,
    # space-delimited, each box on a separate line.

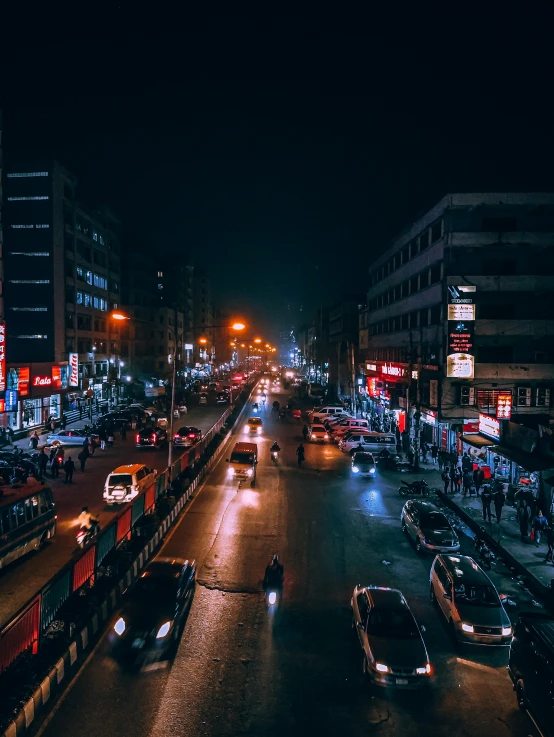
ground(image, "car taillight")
xmin=188 ymin=433 xmax=195 ymax=438
xmin=136 ymin=434 xmax=140 ymax=443
xmin=152 ymin=433 xmax=157 ymax=440
xmin=174 ymin=434 xmax=179 ymax=439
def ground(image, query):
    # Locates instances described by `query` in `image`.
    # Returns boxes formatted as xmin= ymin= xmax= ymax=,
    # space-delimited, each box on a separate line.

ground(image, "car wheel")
xmin=37 ymin=532 xmax=48 ymax=550
xmin=515 ymin=679 xmax=526 ymax=710
xmin=415 ymin=537 xmax=423 ymax=553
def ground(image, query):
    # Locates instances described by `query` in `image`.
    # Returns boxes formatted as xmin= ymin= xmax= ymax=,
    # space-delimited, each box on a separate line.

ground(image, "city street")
xmin=37 ymin=386 xmax=538 ymax=737
xmin=0 ymin=402 xmax=228 ymax=630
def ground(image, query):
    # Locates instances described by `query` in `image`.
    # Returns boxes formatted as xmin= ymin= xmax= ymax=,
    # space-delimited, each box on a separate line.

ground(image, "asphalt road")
xmin=37 ymin=385 xmax=539 ymax=737
xmin=0 ymin=401 xmax=228 ymax=630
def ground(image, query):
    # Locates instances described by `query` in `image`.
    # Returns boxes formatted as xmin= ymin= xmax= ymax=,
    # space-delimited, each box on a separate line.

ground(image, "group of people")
xmin=515 ymin=500 xmax=554 ymax=559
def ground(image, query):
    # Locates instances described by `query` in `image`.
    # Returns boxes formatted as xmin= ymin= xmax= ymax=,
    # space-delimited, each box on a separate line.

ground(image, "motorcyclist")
xmin=77 ymin=506 xmax=94 ymax=530
xmin=252 ymin=402 xmax=259 ymax=411
xmin=263 ymin=554 xmax=284 ymax=592
xmin=270 ymin=441 xmax=281 ymax=454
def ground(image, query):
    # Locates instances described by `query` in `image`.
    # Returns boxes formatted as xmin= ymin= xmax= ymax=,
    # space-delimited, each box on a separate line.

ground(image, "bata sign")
xmin=33 ymin=375 xmax=52 ymax=387
xmin=69 ymin=352 xmax=79 ymax=387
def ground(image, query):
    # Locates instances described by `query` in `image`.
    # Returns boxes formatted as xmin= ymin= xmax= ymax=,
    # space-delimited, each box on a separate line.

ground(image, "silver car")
xmin=401 ymin=500 xmax=460 ymax=554
xmin=46 ymin=429 xmax=97 ymax=447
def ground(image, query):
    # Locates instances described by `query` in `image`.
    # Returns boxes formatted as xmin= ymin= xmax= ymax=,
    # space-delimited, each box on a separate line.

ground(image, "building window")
xmin=420 ymin=269 xmax=430 ymax=289
xmin=99 ymin=235 xmax=105 ymax=245
xmin=100 ymin=299 xmax=107 ymax=311
xmin=14 ymin=334 xmax=48 ymax=339
xmin=431 ymin=221 xmax=442 ymax=243
xmin=84 ymin=293 xmax=92 ymax=307
xmin=76 ymin=291 xmax=83 ymax=304
xmin=158 ymin=271 xmax=163 ymax=277
xmin=93 ymin=296 xmax=100 ymax=309
xmin=7 ymin=172 xmax=48 ymax=178
xmin=92 ymin=231 xmax=98 ymax=241
xmin=419 ymin=230 xmax=429 ymax=251
xmin=76 ymin=266 xmax=84 ymax=281
xmin=9 ymin=252 xmax=50 ymax=257
xmin=7 ymin=196 xmax=49 ymax=201
xmin=409 ymin=275 xmax=419 ymax=294
xmin=9 ymin=279 xmax=50 ymax=284
xmin=85 ymin=270 xmax=93 ymax=285
xmin=430 ymin=263 xmax=441 ymax=284
xmin=11 ymin=224 xmax=34 ymax=229
xmin=401 ymin=244 xmax=410 ymax=264
xmin=9 ymin=307 xmax=48 ymax=312
xmin=66 ymin=313 xmax=74 ymax=328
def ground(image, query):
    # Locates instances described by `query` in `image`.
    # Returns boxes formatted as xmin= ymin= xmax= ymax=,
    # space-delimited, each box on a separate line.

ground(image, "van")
xmin=103 ymin=464 xmax=158 ymax=505
xmin=309 ymin=406 xmax=348 ymax=423
xmin=339 ymin=432 xmax=396 ymax=454
xmin=429 ymin=554 xmax=512 ymax=645
xmin=227 ymin=442 xmax=258 ymax=482
xmin=509 ymin=612 xmax=554 ymax=737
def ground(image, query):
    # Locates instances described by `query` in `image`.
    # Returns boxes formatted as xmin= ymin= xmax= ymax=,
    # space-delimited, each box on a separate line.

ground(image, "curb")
xmin=1 ymin=386 xmax=255 ymax=737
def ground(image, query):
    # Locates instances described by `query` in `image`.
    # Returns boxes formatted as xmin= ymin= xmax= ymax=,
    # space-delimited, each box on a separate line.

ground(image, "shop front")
xmin=3 ymin=363 xmax=70 ymax=433
xmin=364 ymin=361 xmax=410 ymax=433
xmin=420 ymin=409 xmax=438 ymax=445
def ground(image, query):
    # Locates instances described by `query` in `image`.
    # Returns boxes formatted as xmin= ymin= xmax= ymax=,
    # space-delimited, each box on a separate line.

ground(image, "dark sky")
xmin=4 ymin=8 xmax=554 ymax=343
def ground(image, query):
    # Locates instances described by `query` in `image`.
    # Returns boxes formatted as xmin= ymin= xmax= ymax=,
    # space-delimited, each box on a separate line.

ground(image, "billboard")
xmin=446 ymin=285 xmax=476 ymax=379
xmin=69 ymin=353 xmax=79 ymax=386
xmin=0 ymin=322 xmax=5 ymax=392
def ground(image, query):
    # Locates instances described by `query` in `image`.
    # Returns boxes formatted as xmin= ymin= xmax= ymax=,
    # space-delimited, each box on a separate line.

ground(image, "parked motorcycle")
xmin=398 ymin=479 xmax=429 ymax=497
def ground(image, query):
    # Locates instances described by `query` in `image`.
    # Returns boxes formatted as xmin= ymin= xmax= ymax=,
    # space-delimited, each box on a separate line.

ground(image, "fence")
xmin=0 ymin=402 xmax=236 ymax=676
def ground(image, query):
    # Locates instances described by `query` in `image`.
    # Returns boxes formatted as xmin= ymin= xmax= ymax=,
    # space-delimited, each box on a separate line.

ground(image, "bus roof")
xmin=0 ymin=480 xmax=51 ymax=509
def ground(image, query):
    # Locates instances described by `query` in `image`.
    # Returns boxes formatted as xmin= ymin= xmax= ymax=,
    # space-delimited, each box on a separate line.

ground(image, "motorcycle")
xmin=266 ymin=589 xmax=280 ymax=608
xmin=474 ymin=535 xmax=494 ymax=570
xmin=271 ymin=450 xmax=279 ymax=463
xmin=77 ymin=519 xmax=100 ymax=549
xmin=398 ymin=479 xmax=429 ymax=497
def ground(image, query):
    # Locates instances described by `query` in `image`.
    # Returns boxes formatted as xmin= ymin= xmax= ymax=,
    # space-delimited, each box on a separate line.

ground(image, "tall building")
xmin=2 ymin=160 xmax=121 ymax=430
xmin=360 ymin=193 xmax=554 ymax=501
xmin=193 ymin=274 xmax=213 ymax=366
xmin=327 ymin=296 xmax=364 ymax=401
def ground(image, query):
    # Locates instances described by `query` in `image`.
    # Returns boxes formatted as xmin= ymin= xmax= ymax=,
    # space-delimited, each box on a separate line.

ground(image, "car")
xmin=199 ymin=383 xmax=209 ymax=392
xmin=46 ymin=429 xmax=99 ymax=447
xmin=103 ymin=464 xmax=158 ymax=505
xmin=328 ymin=418 xmax=370 ymax=441
xmin=199 ymin=393 xmax=208 ymax=405
xmin=430 ymin=554 xmax=512 ymax=645
xmin=338 ymin=430 xmax=375 ymax=453
xmin=339 ymin=431 xmax=397 ymax=455
xmin=222 ymin=385 xmax=231 ymax=394
xmin=246 ymin=417 xmax=263 ymax=434
xmin=173 ymin=426 xmax=203 ymax=447
xmin=309 ymin=406 xmax=349 ymax=423
xmin=208 ymin=382 xmax=218 ymax=391
xmin=216 ymin=392 xmax=228 ymax=404
xmin=110 ymin=557 xmax=196 ymax=664
xmin=135 ymin=426 xmax=168 ymax=449
xmin=95 ymin=412 xmax=132 ymax=432
xmin=309 ymin=423 xmax=329 ymax=442
xmin=401 ymin=500 xmax=460 ymax=553
xmin=351 ymin=585 xmax=432 ymax=688
xmin=351 ymin=451 xmax=376 ymax=477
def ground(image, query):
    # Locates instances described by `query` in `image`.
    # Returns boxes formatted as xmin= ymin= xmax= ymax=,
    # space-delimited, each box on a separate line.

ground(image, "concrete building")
xmin=193 ymin=274 xmax=213 ymax=367
xmin=360 ymin=193 xmax=554 ymax=495
xmin=327 ymin=297 xmax=364 ymax=402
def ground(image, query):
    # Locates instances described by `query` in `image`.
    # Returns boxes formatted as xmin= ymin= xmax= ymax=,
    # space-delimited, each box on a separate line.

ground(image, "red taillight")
xmin=174 ymin=434 xmax=179 ymax=439
xmin=136 ymin=434 xmax=140 ymax=442
xmin=152 ymin=433 xmax=157 ymax=440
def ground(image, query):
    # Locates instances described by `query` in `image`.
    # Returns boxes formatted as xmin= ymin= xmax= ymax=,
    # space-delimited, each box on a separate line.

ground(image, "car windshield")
xmin=366 ymin=608 xmax=420 ymax=638
xmin=353 ymin=453 xmax=373 ymax=463
xmin=421 ymin=512 xmax=450 ymax=530
xmin=131 ymin=576 xmax=177 ymax=603
xmin=248 ymin=418 xmax=262 ymax=426
xmin=312 ymin=425 xmax=325 ymax=431
xmin=454 ymin=584 xmax=500 ymax=606
xmin=231 ymin=453 xmax=253 ymax=464
xmin=109 ymin=474 xmax=133 ymax=486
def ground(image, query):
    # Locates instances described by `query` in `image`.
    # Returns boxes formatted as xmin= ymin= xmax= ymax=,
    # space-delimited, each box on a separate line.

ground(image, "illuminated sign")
xmin=0 ymin=322 xmax=5 ymax=392
xmin=33 ymin=375 xmax=52 ymax=387
xmin=52 ymin=366 xmax=62 ymax=389
xmin=496 ymin=391 xmax=513 ymax=420
xmin=381 ymin=363 xmax=404 ymax=377
xmin=479 ymin=413 xmax=500 ymax=440
xmin=366 ymin=363 xmax=377 ymax=372
xmin=0 ymin=400 xmax=4 ymax=412
xmin=5 ymin=390 xmax=17 ymax=412
xmin=19 ymin=367 xmax=29 ymax=396
xmin=447 ymin=285 xmax=476 ymax=379
xmin=69 ymin=353 xmax=79 ymax=386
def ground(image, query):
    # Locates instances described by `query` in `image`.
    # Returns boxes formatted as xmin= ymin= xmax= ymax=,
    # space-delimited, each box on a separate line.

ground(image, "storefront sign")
xmin=479 ymin=412 xmax=500 ymax=440
xmin=52 ymin=366 xmax=62 ymax=389
xmin=0 ymin=400 xmax=4 ymax=412
xmin=366 ymin=363 xmax=377 ymax=372
xmin=429 ymin=379 xmax=438 ymax=408
xmin=421 ymin=410 xmax=437 ymax=424
xmin=496 ymin=391 xmax=513 ymax=420
xmin=381 ymin=363 xmax=404 ymax=377
xmin=33 ymin=375 xmax=52 ymax=387
xmin=19 ymin=367 xmax=29 ymax=396
xmin=5 ymin=390 xmax=18 ymax=412
xmin=463 ymin=419 xmax=480 ymax=434
xmin=447 ymin=286 xmax=476 ymax=379
xmin=69 ymin=353 xmax=79 ymax=386
xmin=0 ymin=322 xmax=5 ymax=392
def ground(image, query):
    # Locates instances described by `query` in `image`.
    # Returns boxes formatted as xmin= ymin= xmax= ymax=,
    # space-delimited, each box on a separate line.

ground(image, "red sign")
xmin=33 ymin=375 xmax=52 ymax=387
xmin=463 ymin=419 xmax=480 ymax=434
xmin=18 ymin=367 xmax=30 ymax=396
xmin=496 ymin=391 xmax=513 ymax=420
xmin=0 ymin=322 xmax=5 ymax=392
xmin=381 ymin=362 xmax=406 ymax=378
xmin=52 ymin=366 xmax=62 ymax=389
xmin=69 ymin=352 xmax=79 ymax=386
xmin=0 ymin=400 xmax=4 ymax=412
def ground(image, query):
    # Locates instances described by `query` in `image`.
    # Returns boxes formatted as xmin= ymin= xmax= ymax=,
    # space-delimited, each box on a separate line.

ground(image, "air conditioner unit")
xmin=460 ymin=386 xmax=475 ymax=406
xmin=536 ymin=388 xmax=551 ymax=407
xmin=516 ymin=387 xmax=531 ymax=406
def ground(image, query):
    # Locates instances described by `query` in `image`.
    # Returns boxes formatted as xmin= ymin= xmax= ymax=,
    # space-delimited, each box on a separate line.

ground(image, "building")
xmin=327 ymin=296 xmax=364 ymax=403
xmin=193 ymin=274 xmax=213 ymax=368
xmin=360 ymin=192 xmax=554 ymax=500
xmin=0 ymin=110 xmax=4 ymax=406
xmin=2 ymin=160 xmax=121 ymax=430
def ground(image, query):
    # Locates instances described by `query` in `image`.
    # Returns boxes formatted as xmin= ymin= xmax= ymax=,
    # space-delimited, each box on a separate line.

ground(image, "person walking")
xmin=63 ymin=456 xmax=75 ymax=484
xmin=49 ymin=416 xmax=56 ymax=433
xmin=421 ymin=442 xmax=429 ymax=463
xmin=51 ymin=453 xmax=60 ymax=478
xmin=545 ymin=524 xmax=554 ymax=563
xmin=449 ymin=464 xmax=458 ymax=494
xmin=462 ymin=470 xmax=473 ymax=497
xmin=473 ymin=466 xmax=485 ymax=495
xmin=442 ymin=467 xmax=450 ymax=495
xmin=431 ymin=444 xmax=438 ymax=465
xmin=493 ymin=487 xmax=505 ymax=523
xmin=517 ymin=499 xmax=531 ymax=540
xmin=296 ymin=443 xmax=305 ymax=467
xmin=60 ymin=414 xmax=67 ymax=430
xmin=407 ymin=444 xmax=415 ymax=467
xmin=302 ymin=425 xmax=309 ymax=442
xmin=29 ymin=430 xmax=40 ymax=450
xmin=99 ymin=427 xmax=107 ymax=451
xmin=480 ymin=485 xmax=493 ymax=522
xmin=461 ymin=452 xmax=472 ymax=474
xmin=37 ymin=448 xmax=49 ymax=480
xmin=532 ymin=510 xmax=548 ymax=547
xmin=78 ymin=447 xmax=89 ymax=472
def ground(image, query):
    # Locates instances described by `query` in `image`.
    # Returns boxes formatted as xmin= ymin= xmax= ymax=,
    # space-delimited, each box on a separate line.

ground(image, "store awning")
xmin=490 ymin=445 xmax=554 ymax=473
xmin=461 ymin=434 xmax=495 ymax=449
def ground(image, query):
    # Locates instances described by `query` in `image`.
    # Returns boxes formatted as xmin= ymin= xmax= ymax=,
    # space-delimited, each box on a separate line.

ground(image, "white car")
xmin=309 ymin=406 xmax=349 ymax=424
xmin=309 ymin=423 xmax=329 ymax=442
xmin=338 ymin=431 xmax=375 ymax=453
xmin=103 ymin=464 xmax=158 ymax=505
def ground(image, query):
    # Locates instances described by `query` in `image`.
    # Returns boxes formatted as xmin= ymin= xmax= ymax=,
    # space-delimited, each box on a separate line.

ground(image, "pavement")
xmin=0 ymin=398 xmax=231 ymax=630
xmin=35 ymin=385 xmax=541 ymax=737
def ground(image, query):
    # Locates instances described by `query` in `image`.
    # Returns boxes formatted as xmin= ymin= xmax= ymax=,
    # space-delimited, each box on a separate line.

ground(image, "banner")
xmin=496 ymin=391 xmax=513 ymax=420
xmin=69 ymin=353 xmax=79 ymax=386
xmin=0 ymin=322 xmax=5 ymax=392
xmin=446 ymin=285 xmax=476 ymax=379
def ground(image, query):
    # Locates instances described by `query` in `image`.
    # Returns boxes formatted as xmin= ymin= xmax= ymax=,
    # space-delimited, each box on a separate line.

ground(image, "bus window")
xmin=10 ymin=504 xmax=19 ymax=530
xmin=31 ymin=496 xmax=39 ymax=518
xmin=38 ymin=492 xmax=48 ymax=514
xmin=25 ymin=498 xmax=34 ymax=523
xmin=0 ymin=509 xmax=9 ymax=534
xmin=44 ymin=489 xmax=54 ymax=508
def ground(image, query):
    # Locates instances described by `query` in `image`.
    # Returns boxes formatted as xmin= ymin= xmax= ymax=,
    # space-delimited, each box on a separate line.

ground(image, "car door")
xmin=177 ymin=564 xmax=195 ymax=619
xmin=404 ymin=503 xmax=416 ymax=541
xmin=436 ymin=563 xmax=453 ymax=619
xmin=354 ymin=592 xmax=370 ymax=651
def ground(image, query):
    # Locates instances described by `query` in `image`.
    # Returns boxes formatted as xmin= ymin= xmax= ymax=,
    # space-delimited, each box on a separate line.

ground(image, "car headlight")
xmin=324 ymin=434 xmax=328 ymax=439
xmin=502 ymin=626 xmax=512 ymax=636
xmin=246 ymin=469 xmax=253 ymax=476
xmin=352 ymin=467 xmax=359 ymax=473
xmin=114 ymin=617 xmax=126 ymax=636
xmin=257 ymin=427 xmax=262 ymax=433
xmin=156 ymin=621 xmax=173 ymax=639
xmin=461 ymin=623 xmax=474 ymax=633
xmin=375 ymin=662 xmax=390 ymax=673
xmin=416 ymin=663 xmax=432 ymax=675
xmin=228 ymin=467 xmax=235 ymax=476
xmin=369 ymin=467 xmax=376 ymax=474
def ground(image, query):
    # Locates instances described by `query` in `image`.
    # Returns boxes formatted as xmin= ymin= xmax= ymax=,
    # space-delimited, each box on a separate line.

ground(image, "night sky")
xmin=4 ymin=8 xmax=554 ymax=342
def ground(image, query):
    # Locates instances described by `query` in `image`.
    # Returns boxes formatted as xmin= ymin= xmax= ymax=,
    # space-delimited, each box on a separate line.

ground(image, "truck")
xmin=226 ymin=442 xmax=258 ymax=483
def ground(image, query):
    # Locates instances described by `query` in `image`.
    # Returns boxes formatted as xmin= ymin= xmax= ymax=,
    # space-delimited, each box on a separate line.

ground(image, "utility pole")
xmin=350 ymin=340 xmax=356 ymax=418
xmin=413 ymin=330 xmax=423 ymax=471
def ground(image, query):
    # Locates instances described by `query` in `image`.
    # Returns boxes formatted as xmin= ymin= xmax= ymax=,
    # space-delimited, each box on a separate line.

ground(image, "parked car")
xmin=430 ymin=554 xmax=512 ymax=645
xmin=110 ymin=557 xmax=196 ymax=664
xmin=103 ymin=464 xmax=158 ymax=505
xmin=509 ymin=612 xmax=554 ymax=737
xmin=351 ymin=451 xmax=376 ymax=477
xmin=351 ymin=585 xmax=432 ymax=688
xmin=135 ymin=426 xmax=168 ymax=449
xmin=309 ymin=406 xmax=348 ymax=423
xmin=309 ymin=423 xmax=329 ymax=442
xmin=328 ymin=418 xmax=370 ymax=441
xmin=401 ymin=500 xmax=460 ymax=554
xmin=173 ymin=426 xmax=203 ymax=447
xmin=46 ymin=429 xmax=99 ymax=447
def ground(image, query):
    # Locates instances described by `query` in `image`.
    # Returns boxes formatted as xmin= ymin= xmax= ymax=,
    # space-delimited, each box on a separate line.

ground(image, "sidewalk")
xmin=6 ymin=403 xmax=110 ymax=451
xmin=411 ymin=460 xmax=554 ymax=591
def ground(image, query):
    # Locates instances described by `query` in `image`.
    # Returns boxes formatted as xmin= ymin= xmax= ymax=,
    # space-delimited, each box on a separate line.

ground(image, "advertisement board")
xmin=496 ymin=391 xmax=513 ymax=420
xmin=0 ymin=323 xmax=5 ymax=392
xmin=447 ymin=285 xmax=476 ymax=379
xmin=69 ymin=353 xmax=79 ymax=386
xmin=479 ymin=412 xmax=500 ymax=440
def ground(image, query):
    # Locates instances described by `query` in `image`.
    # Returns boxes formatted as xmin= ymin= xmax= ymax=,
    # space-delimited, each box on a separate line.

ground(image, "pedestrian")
xmin=431 ymin=444 xmax=438 ymax=465
xmin=462 ymin=470 xmax=472 ymax=496
xmin=7 ymin=427 xmax=14 ymax=445
xmin=456 ymin=467 xmax=463 ymax=494
xmin=51 ymin=454 xmax=60 ymax=478
xmin=61 ymin=414 xmax=67 ymax=430
xmin=120 ymin=424 xmax=127 ymax=440
xmin=79 ymin=402 xmax=83 ymax=420
xmin=49 ymin=416 xmax=56 ymax=433
xmin=302 ymin=425 xmax=309 ymax=442
xmin=63 ymin=456 xmax=75 ymax=484
xmin=532 ymin=510 xmax=548 ymax=547
xmin=407 ymin=444 xmax=415 ymax=467
xmin=56 ymin=445 xmax=65 ymax=463
xmin=516 ymin=499 xmax=531 ymax=540
xmin=461 ymin=452 xmax=472 ymax=474
xmin=78 ymin=448 xmax=88 ymax=472
xmin=107 ymin=429 xmax=115 ymax=448
xmin=480 ymin=485 xmax=493 ymax=522
xmin=493 ymin=487 xmax=505 ymax=523
xmin=421 ymin=442 xmax=429 ymax=463
xmin=37 ymin=448 xmax=48 ymax=480
xmin=296 ymin=443 xmax=305 ymax=467
xmin=473 ymin=466 xmax=485 ymax=495
xmin=449 ymin=464 xmax=457 ymax=493
xmin=29 ymin=430 xmax=40 ymax=450
xmin=442 ymin=466 xmax=450 ymax=494
xmin=99 ymin=427 xmax=107 ymax=451
xmin=545 ymin=525 xmax=554 ymax=563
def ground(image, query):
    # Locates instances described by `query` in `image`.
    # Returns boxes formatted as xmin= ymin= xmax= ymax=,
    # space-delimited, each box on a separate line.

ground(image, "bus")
xmin=0 ymin=481 xmax=56 ymax=570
